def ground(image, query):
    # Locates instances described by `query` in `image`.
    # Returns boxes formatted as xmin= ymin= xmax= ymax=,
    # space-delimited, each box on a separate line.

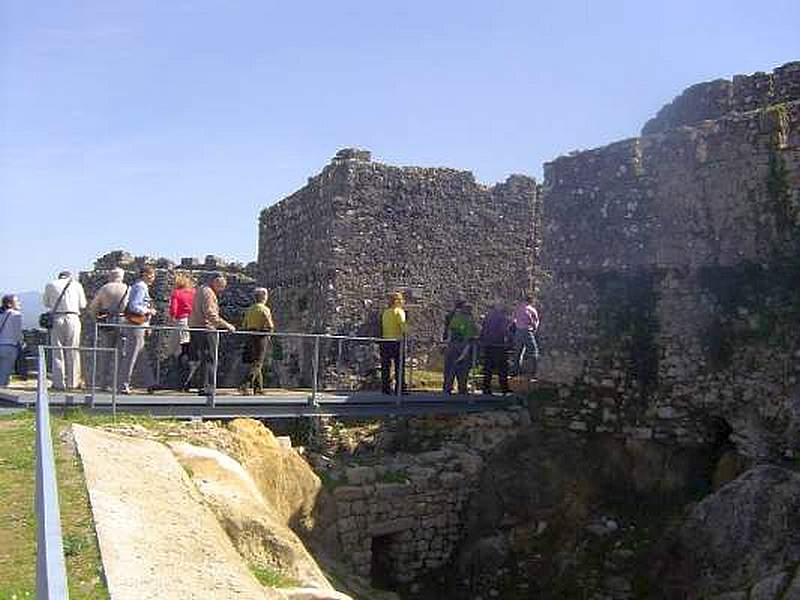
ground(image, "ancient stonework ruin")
xmin=258 ymin=148 xmax=539 ymax=342
xmin=318 ymin=409 xmax=529 ymax=585
xmin=53 ymin=60 xmax=800 ymax=600
xmin=537 ymin=61 xmax=800 ymax=455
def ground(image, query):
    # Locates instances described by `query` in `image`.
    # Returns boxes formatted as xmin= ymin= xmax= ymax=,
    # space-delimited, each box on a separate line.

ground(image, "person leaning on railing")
xmin=188 ymin=273 xmax=235 ymax=396
xmin=480 ymin=300 xmax=512 ymax=395
xmin=89 ymin=267 xmax=129 ymax=391
xmin=118 ymin=265 xmax=157 ymax=395
xmin=238 ymin=287 xmax=275 ymax=396
xmin=168 ymin=272 xmax=196 ymax=388
xmin=380 ymin=291 xmax=407 ymax=395
xmin=443 ymin=300 xmax=478 ymax=395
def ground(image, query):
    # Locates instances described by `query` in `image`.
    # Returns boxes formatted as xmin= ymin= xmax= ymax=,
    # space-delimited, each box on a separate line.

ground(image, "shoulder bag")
xmin=124 ymin=283 xmax=149 ymax=325
xmin=39 ymin=280 xmax=72 ymax=329
xmin=97 ymin=285 xmax=129 ymax=324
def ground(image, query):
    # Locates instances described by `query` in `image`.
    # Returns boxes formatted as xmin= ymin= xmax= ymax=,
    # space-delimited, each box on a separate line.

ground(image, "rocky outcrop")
xmin=654 ymin=465 xmax=800 ymax=599
xmin=71 ymin=424 xmax=281 ymax=600
xmin=169 ymin=441 xmax=333 ymax=591
xmin=222 ymin=419 xmax=328 ymax=535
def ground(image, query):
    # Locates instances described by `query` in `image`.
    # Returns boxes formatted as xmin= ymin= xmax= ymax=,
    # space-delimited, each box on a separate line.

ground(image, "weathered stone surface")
xmin=169 ymin=441 xmax=333 ymax=590
xmin=258 ymin=149 xmax=539 ymax=384
xmin=538 ymin=60 xmax=800 ymax=455
xmin=653 ymin=465 xmax=800 ymax=598
xmin=71 ymin=425 xmax=273 ymax=600
xmin=642 ymin=61 xmax=800 ymax=134
xmin=223 ymin=419 xmax=325 ymax=534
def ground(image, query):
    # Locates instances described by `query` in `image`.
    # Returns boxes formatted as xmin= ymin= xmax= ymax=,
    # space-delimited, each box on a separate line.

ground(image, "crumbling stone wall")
xmin=642 ymin=61 xmax=800 ymax=134
xmin=79 ymin=250 xmax=258 ymax=388
xmin=538 ymin=62 xmax=800 ymax=454
xmin=259 ymin=149 xmax=540 ymax=343
xmin=321 ymin=408 xmax=530 ymax=583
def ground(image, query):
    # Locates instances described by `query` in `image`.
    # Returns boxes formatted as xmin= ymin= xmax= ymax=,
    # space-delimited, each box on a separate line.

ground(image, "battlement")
xmin=642 ymin=60 xmax=800 ymax=134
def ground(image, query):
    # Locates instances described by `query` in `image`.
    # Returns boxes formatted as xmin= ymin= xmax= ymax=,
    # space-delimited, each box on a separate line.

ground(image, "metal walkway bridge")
xmin=0 ymin=387 xmax=516 ymax=419
xmin=3 ymin=325 xmax=526 ymax=420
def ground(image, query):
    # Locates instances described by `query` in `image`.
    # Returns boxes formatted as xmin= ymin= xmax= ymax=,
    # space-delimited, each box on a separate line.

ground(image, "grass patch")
xmin=0 ymin=411 xmax=108 ymax=599
xmin=377 ymin=469 xmax=409 ymax=484
xmin=250 ymin=564 xmax=299 ymax=588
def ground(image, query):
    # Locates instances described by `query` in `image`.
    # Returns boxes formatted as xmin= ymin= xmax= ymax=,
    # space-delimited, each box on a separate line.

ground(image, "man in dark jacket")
xmin=479 ymin=301 xmax=512 ymax=395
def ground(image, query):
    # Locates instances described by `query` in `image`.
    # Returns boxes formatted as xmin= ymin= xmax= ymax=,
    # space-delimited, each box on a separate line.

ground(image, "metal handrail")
xmin=40 ymin=345 xmax=119 ymax=417
xmin=35 ymin=345 xmax=69 ymax=599
xmin=97 ymin=321 xmax=390 ymax=342
xmin=94 ymin=322 xmax=408 ymax=406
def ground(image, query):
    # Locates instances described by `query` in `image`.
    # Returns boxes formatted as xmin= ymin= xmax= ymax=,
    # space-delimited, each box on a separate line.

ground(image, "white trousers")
xmin=50 ymin=314 xmax=81 ymax=389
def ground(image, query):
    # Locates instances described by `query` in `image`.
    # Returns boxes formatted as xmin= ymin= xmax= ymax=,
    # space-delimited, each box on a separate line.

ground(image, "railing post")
xmin=407 ymin=337 xmax=413 ymax=390
xmin=310 ymin=335 xmax=320 ymax=407
xmin=90 ymin=322 xmax=98 ymax=408
xmin=112 ymin=347 xmax=118 ymax=421
xmin=210 ymin=330 xmax=219 ymax=408
xmin=35 ymin=346 xmax=69 ymax=599
xmin=396 ymin=337 xmax=404 ymax=404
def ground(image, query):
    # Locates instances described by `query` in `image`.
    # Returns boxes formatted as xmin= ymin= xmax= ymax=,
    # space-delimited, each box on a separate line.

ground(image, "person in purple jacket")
xmin=479 ymin=301 xmax=512 ymax=395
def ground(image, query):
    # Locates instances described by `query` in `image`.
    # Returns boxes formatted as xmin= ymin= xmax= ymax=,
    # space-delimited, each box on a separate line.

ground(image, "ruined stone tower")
xmin=258 ymin=149 xmax=539 ymax=342
xmin=538 ymin=61 xmax=800 ymax=449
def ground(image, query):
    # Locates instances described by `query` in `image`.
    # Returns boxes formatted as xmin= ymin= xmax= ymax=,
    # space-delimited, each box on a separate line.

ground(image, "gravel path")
xmin=72 ymin=424 xmax=274 ymax=599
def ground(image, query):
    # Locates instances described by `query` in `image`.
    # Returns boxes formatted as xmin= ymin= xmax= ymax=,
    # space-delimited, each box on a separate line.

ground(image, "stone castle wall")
xmin=538 ymin=62 xmax=800 ymax=455
xmin=642 ymin=60 xmax=800 ymax=134
xmin=259 ymin=149 xmax=540 ymax=345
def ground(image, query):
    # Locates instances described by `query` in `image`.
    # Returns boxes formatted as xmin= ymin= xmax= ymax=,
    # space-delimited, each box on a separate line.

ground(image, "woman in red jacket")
xmin=169 ymin=273 xmax=196 ymax=387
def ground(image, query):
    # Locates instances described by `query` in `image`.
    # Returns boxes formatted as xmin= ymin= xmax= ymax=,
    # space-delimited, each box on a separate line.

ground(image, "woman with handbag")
xmin=0 ymin=294 xmax=23 ymax=386
xmin=118 ymin=265 xmax=158 ymax=394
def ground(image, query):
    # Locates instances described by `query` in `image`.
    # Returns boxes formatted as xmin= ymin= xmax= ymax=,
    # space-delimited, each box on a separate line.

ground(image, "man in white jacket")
xmin=43 ymin=271 xmax=87 ymax=390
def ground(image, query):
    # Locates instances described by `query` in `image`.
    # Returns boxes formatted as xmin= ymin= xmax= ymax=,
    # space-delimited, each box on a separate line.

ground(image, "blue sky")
xmin=1 ymin=0 xmax=798 ymax=294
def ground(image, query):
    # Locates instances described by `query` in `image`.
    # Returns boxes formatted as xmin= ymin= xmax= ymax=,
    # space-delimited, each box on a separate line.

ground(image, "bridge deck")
xmin=0 ymin=387 xmax=516 ymax=419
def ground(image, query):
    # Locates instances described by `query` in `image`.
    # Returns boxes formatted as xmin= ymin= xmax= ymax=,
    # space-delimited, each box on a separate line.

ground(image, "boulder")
xmin=654 ymin=465 xmax=800 ymax=598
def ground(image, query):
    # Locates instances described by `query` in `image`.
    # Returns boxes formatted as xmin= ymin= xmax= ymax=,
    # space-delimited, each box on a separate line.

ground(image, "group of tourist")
xmin=377 ymin=292 xmax=540 ymax=396
xmin=16 ymin=267 xmax=274 ymax=396
xmin=91 ymin=266 xmax=275 ymax=396
xmin=2 ymin=269 xmax=537 ymax=399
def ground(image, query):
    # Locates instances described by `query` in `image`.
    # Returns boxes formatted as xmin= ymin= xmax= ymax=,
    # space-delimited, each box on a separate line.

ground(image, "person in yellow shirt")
xmin=380 ymin=291 xmax=407 ymax=394
xmin=238 ymin=287 xmax=275 ymax=395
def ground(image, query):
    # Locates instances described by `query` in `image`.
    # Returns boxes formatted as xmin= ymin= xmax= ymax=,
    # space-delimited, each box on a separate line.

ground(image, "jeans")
xmin=119 ymin=327 xmax=155 ymax=390
xmin=512 ymin=329 xmax=539 ymax=375
xmin=443 ymin=340 xmax=471 ymax=394
xmin=0 ymin=345 xmax=18 ymax=385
